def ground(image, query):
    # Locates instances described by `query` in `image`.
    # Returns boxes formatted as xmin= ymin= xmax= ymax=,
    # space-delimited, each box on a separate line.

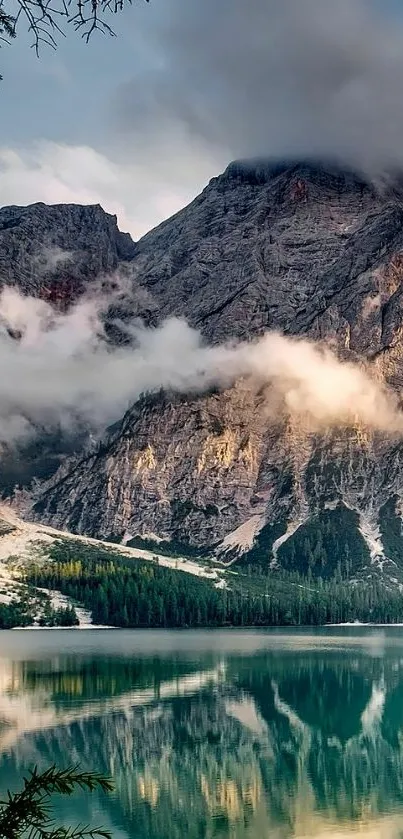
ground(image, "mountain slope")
xmin=22 ymin=160 xmax=403 ymax=581
xmin=0 ymin=201 xmax=136 ymax=300
xmin=0 ymin=505 xmax=225 ymax=626
xmin=4 ymin=161 xmax=403 ymax=580
xmin=132 ymin=160 xmax=403 ymax=345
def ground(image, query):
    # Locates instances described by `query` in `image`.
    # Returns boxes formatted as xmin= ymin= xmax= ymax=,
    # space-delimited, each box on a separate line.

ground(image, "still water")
xmin=0 ymin=627 xmax=402 ymax=838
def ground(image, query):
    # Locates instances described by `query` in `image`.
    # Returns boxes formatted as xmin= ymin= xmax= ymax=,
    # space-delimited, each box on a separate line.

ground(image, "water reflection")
xmin=0 ymin=630 xmax=403 ymax=837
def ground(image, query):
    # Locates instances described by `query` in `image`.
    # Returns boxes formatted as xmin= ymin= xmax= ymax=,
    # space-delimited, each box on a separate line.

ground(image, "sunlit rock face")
xmin=5 ymin=162 xmax=403 ymax=576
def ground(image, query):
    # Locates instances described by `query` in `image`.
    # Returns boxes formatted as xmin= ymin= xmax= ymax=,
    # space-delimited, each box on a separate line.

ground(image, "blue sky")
xmin=0 ymin=0 xmax=225 ymax=237
xmin=1 ymin=0 xmax=403 ymax=238
xmin=0 ymin=1 xmax=159 ymax=148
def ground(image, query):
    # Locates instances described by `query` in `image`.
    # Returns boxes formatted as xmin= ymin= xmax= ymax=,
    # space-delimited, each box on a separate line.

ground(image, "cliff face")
xmin=131 ymin=160 xmax=403 ymax=352
xmin=0 ymin=201 xmax=136 ymax=300
xmin=7 ymin=161 xmax=403 ymax=576
xmin=0 ymin=202 xmax=138 ymax=493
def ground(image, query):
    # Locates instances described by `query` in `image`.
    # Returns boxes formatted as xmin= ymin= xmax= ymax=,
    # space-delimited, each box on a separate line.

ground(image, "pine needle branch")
xmin=0 ymin=765 xmax=113 ymax=839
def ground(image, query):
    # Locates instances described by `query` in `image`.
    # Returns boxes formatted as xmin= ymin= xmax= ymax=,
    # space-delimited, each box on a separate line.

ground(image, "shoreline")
xmin=6 ymin=621 xmax=403 ymax=631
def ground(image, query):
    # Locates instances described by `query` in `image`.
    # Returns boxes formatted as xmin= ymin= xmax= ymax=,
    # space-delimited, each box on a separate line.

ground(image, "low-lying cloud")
xmin=0 ymin=287 xmax=400 ymax=446
xmin=32 ymin=247 xmax=73 ymax=275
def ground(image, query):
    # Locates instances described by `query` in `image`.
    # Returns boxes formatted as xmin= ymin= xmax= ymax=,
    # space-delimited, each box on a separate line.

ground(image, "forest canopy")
xmin=22 ymin=539 xmax=403 ymax=628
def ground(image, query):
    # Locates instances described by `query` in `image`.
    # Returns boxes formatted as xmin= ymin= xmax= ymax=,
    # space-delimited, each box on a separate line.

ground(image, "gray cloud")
xmin=115 ymin=0 xmax=403 ymax=170
xmin=32 ymin=246 xmax=73 ymax=275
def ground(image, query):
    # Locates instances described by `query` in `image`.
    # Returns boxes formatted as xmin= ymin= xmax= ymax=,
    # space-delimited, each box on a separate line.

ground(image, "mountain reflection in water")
xmin=0 ymin=628 xmax=402 ymax=838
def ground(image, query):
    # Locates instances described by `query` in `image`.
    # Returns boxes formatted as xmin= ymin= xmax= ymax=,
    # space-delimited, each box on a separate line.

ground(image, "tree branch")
xmin=0 ymin=0 xmax=149 ymax=60
xmin=0 ymin=765 xmax=113 ymax=839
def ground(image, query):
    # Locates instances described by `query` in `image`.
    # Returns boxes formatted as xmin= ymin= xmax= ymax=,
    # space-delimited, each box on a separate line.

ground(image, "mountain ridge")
xmin=3 ymin=158 xmax=403 ymax=583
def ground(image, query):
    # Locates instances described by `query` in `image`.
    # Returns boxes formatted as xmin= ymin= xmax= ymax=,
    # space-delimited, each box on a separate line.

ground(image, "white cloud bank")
xmin=0 ymin=141 xmax=220 ymax=239
xmin=0 ymin=287 xmax=400 ymax=446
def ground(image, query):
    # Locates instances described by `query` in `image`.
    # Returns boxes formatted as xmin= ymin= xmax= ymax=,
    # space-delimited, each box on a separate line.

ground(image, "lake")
xmin=0 ymin=627 xmax=402 ymax=838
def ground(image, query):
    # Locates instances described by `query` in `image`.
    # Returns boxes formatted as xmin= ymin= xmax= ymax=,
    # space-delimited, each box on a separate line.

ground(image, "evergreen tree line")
xmin=0 ymin=588 xmax=78 ymax=629
xmin=0 ymin=600 xmax=32 ymax=628
xmin=38 ymin=602 xmax=79 ymax=628
xmin=23 ymin=541 xmax=403 ymax=628
xmin=243 ymin=504 xmax=371 ymax=581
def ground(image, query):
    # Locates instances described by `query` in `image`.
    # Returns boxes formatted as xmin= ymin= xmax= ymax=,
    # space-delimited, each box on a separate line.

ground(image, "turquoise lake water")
xmin=0 ymin=627 xmax=402 ymax=838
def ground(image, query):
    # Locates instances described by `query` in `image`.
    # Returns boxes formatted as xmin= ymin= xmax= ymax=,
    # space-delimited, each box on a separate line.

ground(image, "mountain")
xmin=5 ymin=160 xmax=403 ymax=582
xmin=0 ymin=202 xmax=138 ymax=494
xmin=0 ymin=504 xmax=225 ymax=627
xmin=0 ymin=201 xmax=136 ymax=298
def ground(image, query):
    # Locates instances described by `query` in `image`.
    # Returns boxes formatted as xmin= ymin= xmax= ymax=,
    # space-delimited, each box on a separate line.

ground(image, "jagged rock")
xmin=0 ymin=202 xmax=136 ymax=301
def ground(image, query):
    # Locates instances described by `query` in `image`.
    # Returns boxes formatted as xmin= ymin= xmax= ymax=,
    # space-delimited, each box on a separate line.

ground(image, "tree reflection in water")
xmin=0 ymin=634 xmax=402 ymax=838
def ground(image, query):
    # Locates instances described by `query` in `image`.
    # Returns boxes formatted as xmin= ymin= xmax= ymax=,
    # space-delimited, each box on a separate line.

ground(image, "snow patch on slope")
xmin=359 ymin=515 xmax=386 ymax=567
xmin=0 ymin=504 xmax=222 ymax=626
xmin=324 ymin=499 xmax=340 ymax=511
xmin=219 ymin=515 xmax=264 ymax=556
xmin=272 ymin=519 xmax=305 ymax=565
xmin=0 ymin=585 xmax=18 ymax=605
xmin=37 ymin=587 xmax=92 ymax=626
xmin=122 ymin=530 xmax=164 ymax=545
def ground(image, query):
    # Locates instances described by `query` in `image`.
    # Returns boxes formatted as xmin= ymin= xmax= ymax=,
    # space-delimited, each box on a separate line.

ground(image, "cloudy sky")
xmin=1 ymin=0 xmax=403 ymax=239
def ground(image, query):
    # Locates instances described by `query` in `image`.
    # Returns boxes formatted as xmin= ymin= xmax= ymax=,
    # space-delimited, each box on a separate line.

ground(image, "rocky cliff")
xmin=0 ymin=201 xmax=136 ymax=299
xmin=6 ymin=160 xmax=403 ymax=579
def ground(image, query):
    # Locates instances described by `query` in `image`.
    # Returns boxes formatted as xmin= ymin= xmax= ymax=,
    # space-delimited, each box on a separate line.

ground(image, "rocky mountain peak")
xmin=4 ymin=159 xmax=403 ymax=582
xmin=219 ymin=157 xmax=372 ymax=190
xmin=0 ymin=201 xmax=137 ymax=302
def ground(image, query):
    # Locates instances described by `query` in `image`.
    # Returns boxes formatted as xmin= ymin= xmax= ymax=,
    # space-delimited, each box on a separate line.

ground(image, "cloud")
xmin=32 ymin=247 xmax=73 ymax=275
xmin=4 ymin=0 xmax=403 ymax=251
xmin=0 ymin=141 xmax=220 ymax=239
xmin=0 ymin=286 xmax=400 ymax=446
xmin=115 ymin=0 xmax=403 ymax=171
